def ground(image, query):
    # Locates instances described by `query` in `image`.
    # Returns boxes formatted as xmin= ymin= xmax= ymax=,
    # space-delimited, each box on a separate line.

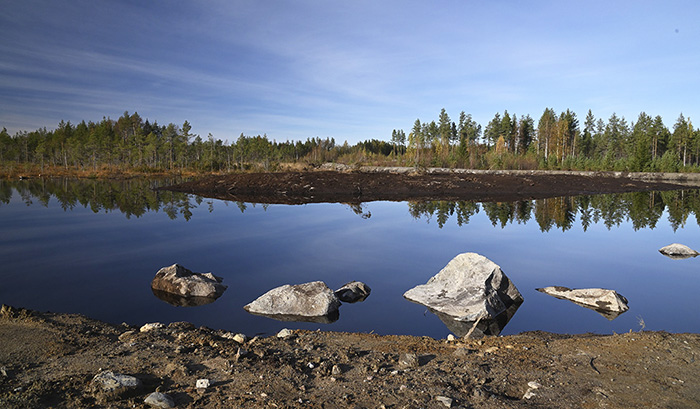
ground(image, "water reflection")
xmin=4 ymin=179 xmax=700 ymax=232
xmin=0 ymin=178 xmax=198 ymax=220
xmin=432 ymin=301 xmax=522 ymax=338
xmin=408 ymin=190 xmax=700 ymax=232
xmin=151 ymin=289 xmax=221 ymax=307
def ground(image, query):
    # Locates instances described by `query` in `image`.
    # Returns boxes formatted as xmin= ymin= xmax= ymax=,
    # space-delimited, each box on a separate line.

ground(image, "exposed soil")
xmin=162 ymin=169 xmax=697 ymax=204
xmin=1 ymin=305 xmax=698 ymax=408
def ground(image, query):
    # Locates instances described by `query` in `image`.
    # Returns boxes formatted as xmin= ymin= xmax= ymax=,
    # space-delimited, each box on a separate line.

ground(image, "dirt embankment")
xmin=161 ymin=167 xmax=700 ymax=204
xmin=1 ymin=305 xmax=698 ymax=409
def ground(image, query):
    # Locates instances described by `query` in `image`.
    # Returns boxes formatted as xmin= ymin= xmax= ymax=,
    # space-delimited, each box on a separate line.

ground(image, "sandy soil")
xmin=1 ymin=305 xmax=698 ymax=408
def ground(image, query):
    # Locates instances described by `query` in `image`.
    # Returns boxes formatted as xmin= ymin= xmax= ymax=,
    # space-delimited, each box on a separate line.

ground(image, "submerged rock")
xmin=403 ymin=253 xmax=523 ymax=324
xmin=334 ymin=281 xmax=371 ymax=303
xmin=659 ymin=243 xmax=699 ymax=260
xmin=536 ymin=286 xmax=629 ymax=320
xmin=244 ymin=281 xmax=341 ymax=323
xmin=151 ymin=264 xmax=227 ymax=303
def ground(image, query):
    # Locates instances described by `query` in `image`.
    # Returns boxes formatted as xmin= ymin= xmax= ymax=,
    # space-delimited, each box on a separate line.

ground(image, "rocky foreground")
xmin=1 ymin=305 xmax=698 ymax=408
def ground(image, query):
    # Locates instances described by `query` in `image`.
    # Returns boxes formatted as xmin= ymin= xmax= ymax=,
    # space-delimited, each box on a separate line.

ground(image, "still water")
xmin=1 ymin=178 xmax=699 ymax=338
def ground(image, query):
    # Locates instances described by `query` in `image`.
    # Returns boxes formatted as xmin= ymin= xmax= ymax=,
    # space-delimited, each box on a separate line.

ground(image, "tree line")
xmin=400 ymin=108 xmax=698 ymax=172
xmin=1 ymin=108 xmax=698 ymax=174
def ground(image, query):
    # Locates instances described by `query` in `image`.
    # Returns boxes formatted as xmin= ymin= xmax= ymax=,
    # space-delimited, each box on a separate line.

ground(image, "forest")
xmin=1 ymin=108 xmax=698 ymax=175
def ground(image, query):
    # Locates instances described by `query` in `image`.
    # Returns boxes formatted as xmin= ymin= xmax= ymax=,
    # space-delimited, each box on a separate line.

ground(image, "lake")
xmin=1 ymin=178 xmax=699 ymax=339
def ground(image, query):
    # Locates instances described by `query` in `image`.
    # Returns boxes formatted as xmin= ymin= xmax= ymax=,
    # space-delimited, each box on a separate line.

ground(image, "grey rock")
xmin=144 ymin=391 xmax=176 ymax=408
xmin=90 ymin=370 xmax=142 ymax=400
xmin=277 ymin=328 xmax=294 ymax=338
xmin=403 ymin=253 xmax=523 ymax=322
xmin=398 ymin=353 xmax=419 ymax=368
xmin=536 ymin=286 xmax=629 ymax=320
xmin=334 ymin=281 xmax=371 ymax=303
xmin=151 ymin=264 xmax=227 ymax=302
xmin=244 ymin=281 xmax=341 ymax=322
xmin=435 ymin=396 xmax=454 ymax=407
xmin=659 ymin=243 xmax=699 ymax=259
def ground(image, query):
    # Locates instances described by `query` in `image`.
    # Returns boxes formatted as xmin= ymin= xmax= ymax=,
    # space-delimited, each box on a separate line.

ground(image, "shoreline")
xmin=1 ymin=305 xmax=698 ymax=408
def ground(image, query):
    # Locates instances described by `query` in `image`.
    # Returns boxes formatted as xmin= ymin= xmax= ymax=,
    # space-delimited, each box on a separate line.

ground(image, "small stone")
xmin=277 ymin=328 xmax=293 ymax=338
xmin=331 ymin=364 xmax=342 ymax=375
xmin=232 ymin=333 xmax=247 ymax=344
xmin=527 ymin=381 xmax=542 ymax=389
xmin=91 ymin=370 xmax=142 ymax=400
xmin=196 ymin=379 xmax=211 ymax=389
xmin=435 ymin=396 xmax=454 ymax=408
xmin=118 ymin=330 xmax=136 ymax=342
xmin=447 ymin=334 xmax=456 ymax=341
xmin=144 ymin=391 xmax=176 ymax=408
xmin=0 ymin=366 xmax=7 ymax=377
xmin=398 ymin=353 xmax=419 ymax=368
xmin=523 ymin=390 xmax=537 ymax=399
xmin=140 ymin=322 xmax=164 ymax=333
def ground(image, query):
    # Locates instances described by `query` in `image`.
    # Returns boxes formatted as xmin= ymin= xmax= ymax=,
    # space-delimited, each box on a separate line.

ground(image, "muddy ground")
xmin=0 ymin=305 xmax=698 ymax=409
xmin=162 ymin=168 xmax=698 ymax=204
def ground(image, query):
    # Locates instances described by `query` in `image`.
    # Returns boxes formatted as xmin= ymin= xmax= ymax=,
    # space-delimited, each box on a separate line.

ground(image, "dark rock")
xmin=335 ymin=281 xmax=371 ymax=303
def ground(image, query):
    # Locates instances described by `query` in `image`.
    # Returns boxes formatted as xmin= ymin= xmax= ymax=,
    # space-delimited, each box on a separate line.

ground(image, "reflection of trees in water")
xmin=409 ymin=190 xmax=700 ymax=232
xmin=1 ymin=178 xmax=199 ymax=220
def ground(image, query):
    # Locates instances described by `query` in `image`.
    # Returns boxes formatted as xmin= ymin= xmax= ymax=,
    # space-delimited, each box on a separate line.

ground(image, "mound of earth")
xmin=162 ymin=168 xmax=695 ymax=204
xmin=1 ymin=305 xmax=698 ymax=408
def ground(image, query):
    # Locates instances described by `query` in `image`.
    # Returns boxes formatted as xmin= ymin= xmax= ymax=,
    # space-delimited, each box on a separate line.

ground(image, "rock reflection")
xmin=151 ymin=288 xmax=220 ymax=307
xmin=432 ymin=301 xmax=522 ymax=338
xmin=245 ymin=310 xmax=340 ymax=324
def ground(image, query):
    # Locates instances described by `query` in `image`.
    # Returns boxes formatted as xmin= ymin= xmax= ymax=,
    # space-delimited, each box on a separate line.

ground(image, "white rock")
xmin=536 ymin=286 xmax=628 ymax=320
xmin=277 ymin=328 xmax=293 ymax=338
xmin=151 ymin=264 xmax=227 ymax=299
xmin=446 ymin=334 xmax=456 ymax=341
xmin=144 ymin=391 xmax=175 ymax=408
xmin=244 ymin=281 xmax=341 ymax=319
xmin=140 ymin=322 xmax=165 ymax=333
xmin=403 ymin=253 xmax=522 ymax=322
xmin=659 ymin=243 xmax=699 ymax=259
xmin=91 ymin=370 xmax=142 ymax=399
xmin=195 ymin=379 xmax=211 ymax=389
xmin=435 ymin=396 xmax=454 ymax=407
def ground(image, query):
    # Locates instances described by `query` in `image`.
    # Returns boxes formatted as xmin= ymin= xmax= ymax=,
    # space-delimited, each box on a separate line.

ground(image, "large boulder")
xmin=659 ymin=243 xmax=699 ymax=259
xmin=403 ymin=253 xmax=523 ymax=323
xmin=244 ymin=281 xmax=341 ymax=323
xmin=334 ymin=281 xmax=371 ymax=303
xmin=536 ymin=286 xmax=629 ymax=320
xmin=151 ymin=264 xmax=227 ymax=302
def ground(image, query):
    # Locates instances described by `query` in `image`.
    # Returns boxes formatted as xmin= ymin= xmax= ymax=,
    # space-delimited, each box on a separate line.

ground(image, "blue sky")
xmin=1 ymin=1 xmax=699 ymax=144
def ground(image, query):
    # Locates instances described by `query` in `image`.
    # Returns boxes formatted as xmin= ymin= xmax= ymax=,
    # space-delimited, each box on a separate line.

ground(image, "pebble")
xmin=91 ymin=370 xmax=142 ymax=399
xmin=523 ymin=381 xmax=542 ymax=399
xmin=331 ymin=364 xmax=342 ymax=375
xmin=144 ymin=391 xmax=176 ymax=408
xmin=196 ymin=379 xmax=211 ymax=389
xmin=446 ymin=334 xmax=456 ymax=341
xmin=435 ymin=396 xmax=454 ymax=408
xmin=0 ymin=366 xmax=7 ymax=377
xmin=140 ymin=322 xmax=165 ymax=333
xmin=277 ymin=328 xmax=293 ymax=339
xmin=398 ymin=353 xmax=419 ymax=368
xmin=118 ymin=330 xmax=136 ymax=342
